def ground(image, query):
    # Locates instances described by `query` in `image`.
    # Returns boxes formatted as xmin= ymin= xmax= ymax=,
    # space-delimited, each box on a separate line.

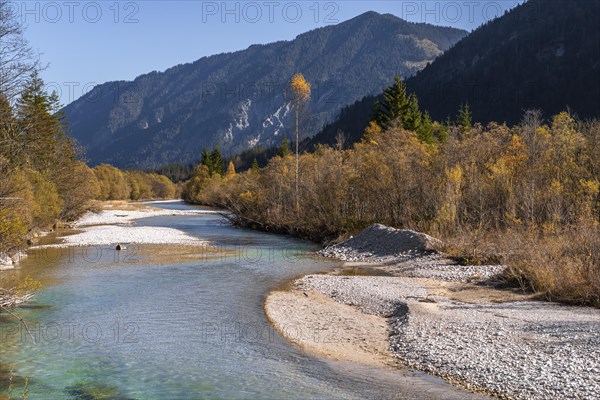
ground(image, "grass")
xmin=441 ymin=224 xmax=600 ymax=307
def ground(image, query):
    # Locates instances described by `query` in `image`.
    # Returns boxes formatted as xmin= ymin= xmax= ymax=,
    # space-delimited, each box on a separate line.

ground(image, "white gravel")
xmin=391 ymin=253 xmax=506 ymax=283
xmin=36 ymin=207 xmax=211 ymax=248
xmin=320 ymin=224 xmax=441 ymax=263
xmin=74 ymin=208 xmax=215 ymax=227
xmin=320 ymin=224 xmax=505 ymax=283
xmin=299 ymin=274 xmax=600 ymax=400
xmin=309 ymin=224 xmax=600 ymax=399
xmin=297 ymin=275 xmax=427 ymax=317
xmin=39 ymin=225 xmax=205 ymax=247
xmin=391 ymin=300 xmax=600 ymax=400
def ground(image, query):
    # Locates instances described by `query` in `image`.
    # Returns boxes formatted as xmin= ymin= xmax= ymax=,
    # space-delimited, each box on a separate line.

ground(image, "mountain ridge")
xmin=406 ymin=0 xmax=600 ymax=124
xmin=306 ymin=0 xmax=600 ymax=148
xmin=63 ymin=11 xmax=467 ymax=168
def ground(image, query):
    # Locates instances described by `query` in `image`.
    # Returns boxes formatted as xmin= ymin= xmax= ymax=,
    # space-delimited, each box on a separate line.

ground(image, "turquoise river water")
xmin=0 ymin=201 xmax=480 ymax=399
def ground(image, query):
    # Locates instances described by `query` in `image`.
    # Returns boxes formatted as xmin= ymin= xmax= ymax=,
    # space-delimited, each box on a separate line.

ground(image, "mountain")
xmin=305 ymin=95 xmax=377 ymax=150
xmin=63 ymin=12 xmax=466 ymax=168
xmin=406 ymin=0 xmax=600 ymax=125
xmin=309 ymin=0 xmax=600 ymax=147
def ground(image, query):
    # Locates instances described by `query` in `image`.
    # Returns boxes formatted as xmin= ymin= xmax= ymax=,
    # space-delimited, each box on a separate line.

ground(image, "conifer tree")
xmin=200 ymin=147 xmax=224 ymax=176
xmin=374 ymin=76 xmax=409 ymax=129
xmin=280 ymin=134 xmax=291 ymax=157
xmin=457 ymin=102 xmax=473 ymax=133
xmin=417 ymin=111 xmax=435 ymax=144
xmin=16 ymin=72 xmax=73 ymax=172
xmin=403 ymin=94 xmax=422 ymax=132
xmin=19 ymin=75 xmax=79 ymax=186
xmin=210 ymin=147 xmax=224 ymax=176
xmin=200 ymin=148 xmax=210 ymax=168
xmin=12 ymin=73 xmax=94 ymax=221
xmin=434 ymin=121 xmax=449 ymax=143
xmin=251 ymin=158 xmax=260 ymax=173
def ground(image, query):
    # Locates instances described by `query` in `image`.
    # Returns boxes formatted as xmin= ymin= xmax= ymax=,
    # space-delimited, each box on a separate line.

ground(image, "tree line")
xmin=0 ymin=2 xmax=180 ymax=255
xmin=93 ymin=164 xmax=177 ymax=201
xmin=182 ymin=75 xmax=600 ymax=307
xmin=0 ymin=73 xmax=98 ymax=252
xmin=0 ymin=75 xmax=179 ymax=254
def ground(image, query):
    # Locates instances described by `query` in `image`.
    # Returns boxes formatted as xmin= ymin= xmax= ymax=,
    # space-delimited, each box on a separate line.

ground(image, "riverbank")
xmin=265 ymin=287 xmax=395 ymax=368
xmin=2 ymin=202 xmax=497 ymax=400
xmin=38 ymin=201 xmax=229 ymax=265
xmin=1 ymin=201 xmax=218 ymax=308
xmin=3 ymin=200 xmax=217 ymax=254
xmin=35 ymin=200 xmax=216 ymax=247
xmin=265 ymin=224 xmax=600 ymax=400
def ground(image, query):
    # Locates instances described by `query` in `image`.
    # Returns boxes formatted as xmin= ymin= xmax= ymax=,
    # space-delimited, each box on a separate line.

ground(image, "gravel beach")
xmin=73 ymin=206 xmax=216 ymax=228
xmin=266 ymin=224 xmax=600 ymax=400
xmin=297 ymin=275 xmax=600 ymax=400
xmin=35 ymin=205 xmax=213 ymax=248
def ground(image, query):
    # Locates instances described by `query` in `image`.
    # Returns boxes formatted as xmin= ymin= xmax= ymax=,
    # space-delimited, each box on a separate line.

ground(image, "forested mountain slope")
xmin=63 ymin=12 xmax=466 ymax=168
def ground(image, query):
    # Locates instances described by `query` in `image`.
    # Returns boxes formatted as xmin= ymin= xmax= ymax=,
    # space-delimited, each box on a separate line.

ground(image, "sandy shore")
xmin=265 ymin=225 xmax=600 ymax=400
xmin=265 ymin=289 xmax=394 ymax=367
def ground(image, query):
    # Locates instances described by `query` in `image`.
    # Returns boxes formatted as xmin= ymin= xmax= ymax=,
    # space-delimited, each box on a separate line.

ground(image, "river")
xmin=0 ymin=201 xmax=473 ymax=399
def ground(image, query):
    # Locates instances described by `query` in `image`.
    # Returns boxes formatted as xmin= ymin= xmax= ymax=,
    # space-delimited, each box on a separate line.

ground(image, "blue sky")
xmin=15 ymin=1 xmax=524 ymax=104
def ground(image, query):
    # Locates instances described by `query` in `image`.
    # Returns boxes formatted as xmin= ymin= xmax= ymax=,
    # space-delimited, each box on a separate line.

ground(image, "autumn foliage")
xmin=183 ymin=110 xmax=600 ymax=306
xmin=93 ymin=164 xmax=177 ymax=201
xmin=0 ymin=75 xmax=177 ymax=254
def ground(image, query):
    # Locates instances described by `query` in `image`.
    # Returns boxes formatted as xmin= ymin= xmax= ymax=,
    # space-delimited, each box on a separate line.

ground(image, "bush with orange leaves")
xmin=184 ymin=111 xmax=600 ymax=306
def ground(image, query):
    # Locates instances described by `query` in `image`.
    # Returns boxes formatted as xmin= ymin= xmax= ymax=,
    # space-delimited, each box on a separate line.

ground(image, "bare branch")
xmin=0 ymin=0 xmax=40 ymax=100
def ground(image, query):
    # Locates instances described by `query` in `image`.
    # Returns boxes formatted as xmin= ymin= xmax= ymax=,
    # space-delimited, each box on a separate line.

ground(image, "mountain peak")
xmin=343 ymin=10 xmax=409 ymax=26
xmin=352 ymin=10 xmax=383 ymax=19
xmin=63 ymin=14 xmax=467 ymax=168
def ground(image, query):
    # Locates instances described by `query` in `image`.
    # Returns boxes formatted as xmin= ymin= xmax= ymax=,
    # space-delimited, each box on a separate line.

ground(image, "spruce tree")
xmin=16 ymin=73 xmax=67 ymax=171
xmin=417 ymin=111 xmax=435 ymax=144
xmin=16 ymin=73 xmax=77 ymax=178
xmin=200 ymin=148 xmax=210 ymax=168
xmin=14 ymin=73 xmax=88 ymax=221
xmin=403 ymin=94 xmax=422 ymax=132
xmin=374 ymin=76 xmax=409 ymax=129
xmin=373 ymin=101 xmax=385 ymax=127
xmin=280 ymin=134 xmax=291 ymax=157
xmin=210 ymin=147 xmax=224 ymax=176
xmin=457 ymin=102 xmax=473 ymax=133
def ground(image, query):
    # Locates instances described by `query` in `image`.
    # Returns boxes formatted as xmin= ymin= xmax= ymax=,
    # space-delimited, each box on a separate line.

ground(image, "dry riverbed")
xmin=265 ymin=224 xmax=600 ymax=400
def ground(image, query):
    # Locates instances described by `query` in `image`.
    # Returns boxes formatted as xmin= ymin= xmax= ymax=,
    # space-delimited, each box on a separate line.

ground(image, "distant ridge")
xmin=308 ymin=0 xmax=600 ymax=148
xmin=62 ymin=11 xmax=467 ymax=168
xmin=406 ymin=0 xmax=600 ymax=124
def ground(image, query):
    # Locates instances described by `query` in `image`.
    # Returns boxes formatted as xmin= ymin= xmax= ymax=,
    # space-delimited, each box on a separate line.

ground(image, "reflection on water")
xmin=0 ymin=201 xmax=480 ymax=399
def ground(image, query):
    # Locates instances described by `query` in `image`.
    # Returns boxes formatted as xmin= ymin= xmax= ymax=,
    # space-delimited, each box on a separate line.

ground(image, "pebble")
xmin=308 ymin=223 xmax=600 ymax=400
xmin=319 ymin=224 xmax=505 ymax=283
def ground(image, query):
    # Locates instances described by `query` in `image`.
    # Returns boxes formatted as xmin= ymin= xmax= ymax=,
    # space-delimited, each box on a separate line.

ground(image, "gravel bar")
xmin=307 ymin=224 xmax=600 ymax=399
xmin=319 ymin=224 xmax=505 ymax=283
xmin=298 ymin=274 xmax=600 ymax=400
